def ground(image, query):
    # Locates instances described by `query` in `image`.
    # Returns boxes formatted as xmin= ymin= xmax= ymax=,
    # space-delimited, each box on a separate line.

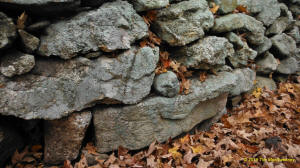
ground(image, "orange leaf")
xmin=17 ymin=12 xmax=27 ymax=29
xmin=199 ymin=72 xmax=207 ymax=82
xmin=236 ymin=5 xmax=249 ymax=14
xmin=210 ymin=3 xmax=219 ymax=14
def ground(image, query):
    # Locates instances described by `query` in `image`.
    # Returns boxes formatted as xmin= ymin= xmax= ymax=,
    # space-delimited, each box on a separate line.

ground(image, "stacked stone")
xmin=0 ymin=0 xmax=298 ymax=165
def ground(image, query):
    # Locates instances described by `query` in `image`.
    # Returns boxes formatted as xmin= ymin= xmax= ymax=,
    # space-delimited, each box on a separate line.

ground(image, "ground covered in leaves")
xmin=6 ymin=77 xmax=300 ymax=168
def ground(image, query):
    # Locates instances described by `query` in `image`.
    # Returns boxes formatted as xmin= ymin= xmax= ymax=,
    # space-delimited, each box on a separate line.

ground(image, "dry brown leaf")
xmin=236 ymin=5 xmax=249 ymax=14
xmin=210 ymin=3 xmax=219 ymax=14
xmin=199 ymin=72 xmax=207 ymax=82
xmin=63 ymin=160 xmax=73 ymax=168
xmin=146 ymin=155 xmax=157 ymax=168
xmin=85 ymin=143 xmax=100 ymax=156
xmin=74 ymin=155 xmax=88 ymax=168
xmin=146 ymin=141 xmax=157 ymax=157
xmin=11 ymin=147 xmax=28 ymax=165
xmin=17 ymin=12 xmax=28 ymax=29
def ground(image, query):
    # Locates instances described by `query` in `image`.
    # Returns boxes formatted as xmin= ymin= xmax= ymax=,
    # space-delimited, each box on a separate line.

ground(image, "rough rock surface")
xmin=287 ymin=26 xmax=300 ymax=44
xmin=213 ymin=0 xmax=237 ymax=14
xmin=255 ymin=76 xmax=277 ymax=91
xmin=225 ymin=32 xmax=244 ymax=49
xmin=255 ymin=37 xmax=272 ymax=55
xmin=153 ymin=71 xmax=180 ymax=98
xmin=153 ymin=0 xmax=214 ymax=46
xmin=0 ymin=46 xmax=159 ymax=119
xmin=0 ymin=0 xmax=81 ymax=13
xmin=0 ymin=12 xmax=16 ymax=50
xmin=38 ymin=0 xmax=148 ymax=59
xmin=256 ymin=52 xmax=279 ymax=74
xmin=212 ymin=13 xmax=265 ymax=45
xmin=173 ymin=36 xmax=234 ymax=69
xmin=94 ymin=71 xmax=239 ymax=152
xmin=277 ymin=57 xmax=299 ymax=74
xmin=130 ymin=0 xmax=169 ymax=11
xmin=0 ymin=51 xmax=35 ymax=77
xmin=230 ymin=68 xmax=256 ymax=96
xmin=44 ymin=111 xmax=92 ymax=164
xmin=271 ymin=33 xmax=297 ymax=58
xmin=18 ymin=30 xmax=40 ymax=53
xmin=229 ymin=42 xmax=257 ymax=68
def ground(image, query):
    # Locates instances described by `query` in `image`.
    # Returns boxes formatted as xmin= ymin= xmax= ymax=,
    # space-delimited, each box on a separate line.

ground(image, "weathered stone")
xmin=82 ymin=149 xmax=109 ymax=166
xmin=84 ymin=51 xmax=103 ymax=59
xmin=153 ymin=0 xmax=214 ymax=46
xmin=153 ymin=71 xmax=180 ymax=98
xmin=213 ymin=0 xmax=238 ymax=14
xmin=0 ymin=51 xmax=35 ymax=77
xmin=225 ymin=32 xmax=244 ymax=49
xmin=44 ymin=111 xmax=92 ymax=164
xmin=212 ymin=13 xmax=265 ymax=45
xmin=256 ymin=52 xmax=279 ymax=74
xmin=271 ymin=33 xmax=297 ymax=58
xmin=18 ymin=30 xmax=40 ymax=53
xmin=266 ymin=17 xmax=290 ymax=36
xmin=277 ymin=57 xmax=299 ymax=74
xmin=0 ymin=12 xmax=16 ymax=50
xmin=26 ymin=20 xmax=51 ymax=32
xmin=0 ymin=46 xmax=159 ymax=119
xmin=130 ymin=0 xmax=169 ymax=11
xmin=0 ymin=0 xmax=80 ymax=14
xmin=38 ymin=0 xmax=148 ymax=59
xmin=196 ymin=108 xmax=227 ymax=131
xmin=238 ymin=0 xmax=281 ymax=26
xmin=287 ymin=26 xmax=300 ymax=44
xmin=173 ymin=36 xmax=234 ymax=69
xmin=230 ymin=95 xmax=242 ymax=107
xmin=254 ymin=37 xmax=272 ymax=55
xmin=255 ymin=76 xmax=277 ymax=91
xmin=230 ymin=68 xmax=256 ymax=96
xmin=0 ymin=125 xmax=24 ymax=167
xmin=94 ymin=71 xmax=238 ymax=152
xmin=229 ymin=42 xmax=257 ymax=68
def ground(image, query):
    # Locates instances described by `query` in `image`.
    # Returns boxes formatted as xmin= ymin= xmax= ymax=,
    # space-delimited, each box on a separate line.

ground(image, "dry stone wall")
xmin=0 ymin=0 xmax=299 ymax=165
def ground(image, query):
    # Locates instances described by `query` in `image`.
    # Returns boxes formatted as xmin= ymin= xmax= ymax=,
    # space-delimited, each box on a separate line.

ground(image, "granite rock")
xmin=153 ymin=71 xmax=180 ymax=98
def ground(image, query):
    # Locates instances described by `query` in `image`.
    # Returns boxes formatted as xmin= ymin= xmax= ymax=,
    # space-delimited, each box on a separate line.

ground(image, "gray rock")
xmin=0 ymin=51 xmax=35 ymax=77
xmin=229 ymin=42 xmax=257 ymax=68
xmin=0 ymin=0 xmax=80 ymax=14
xmin=255 ymin=76 xmax=277 ymax=91
xmin=230 ymin=95 xmax=242 ymax=107
xmin=82 ymin=149 xmax=109 ymax=166
xmin=287 ymin=26 xmax=300 ymax=44
xmin=153 ymin=0 xmax=214 ymax=46
xmin=271 ymin=33 xmax=297 ymax=58
xmin=0 ymin=46 xmax=159 ymax=119
xmin=256 ymin=52 xmax=279 ymax=74
xmin=94 ymin=71 xmax=239 ymax=152
xmin=277 ymin=57 xmax=299 ymax=74
xmin=0 ymin=12 xmax=16 ymax=50
xmin=26 ymin=20 xmax=51 ymax=32
xmin=38 ymin=0 xmax=148 ymax=59
xmin=130 ymin=0 xmax=169 ymax=11
xmin=44 ymin=111 xmax=92 ymax=164
xmin=230 ymin=68 xmax=256 ymax=96
xmin=196 ymin=108 xmax=227 ymax=131
xmin=18 ymin=30 xmax=40 ymax=53
xmin=212 ymin=13 xmax=265 ymax=45
xmin=154 ymin=71 xmax=180 ymax=98
xmin=238 ymin=0 xmax=281 ymax=26
xmin=289 ymin=4 xmax=300 ymax=16
xmin=213 ymin=0 xmax=238 ymax=14
xmin=266 ymin=17 xmax=290 ymax=36
xmin=173 ymin=36 xmax=234 ymax=69
xmin=225 ymin=32 xmax=244 ymax=49
xmin=254 ymin=37 xmax=272 ymax=55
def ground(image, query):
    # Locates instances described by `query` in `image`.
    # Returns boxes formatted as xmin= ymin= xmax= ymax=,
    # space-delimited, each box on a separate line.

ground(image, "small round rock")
xmin=154 ymin=71 xmax=180 ymax=98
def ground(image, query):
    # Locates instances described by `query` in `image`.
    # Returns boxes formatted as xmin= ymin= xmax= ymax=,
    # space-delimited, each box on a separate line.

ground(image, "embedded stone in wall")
xmin=44 ymin=111 xmax=92 ymax=164
xmin=0 ymin=51 xmax=35 ymax=77
xmin=277 ymin=57 xmax=299 ymax=74
xmin=212 ymin=13 xmax=266 ymax=45
xmin=254 ymin=37 xmax=272 ymax=55
xmin=0 ymin=0 xmax=81 ymax=13
xmin=173 ymin=36 xmax=234 ymax=69
xmin=38 ymin=0 xmax=148 ymax=59
xmin=18 ymin=30 xmax=40 ymax=53
xmin=256 ymin=52 xmax=279 ymax=74
xmin=228 ymin=42 xmax=257 ymax=68
xmin=255 ymin=76 xmax=277 ymax=91
xmin=230 ymin=68 xmax=256 ymax=96
xmin=212 ymin=0 xmax=238 ymax=14
xmin=153 ymin=71 xmax=180 ymax=98
xmin=0 ymin=12 xmax=16 ymax=50
xmin=153 ymin=0 xmax=214 ymax=46
xmin=94 ymin=71 xmax=239 ymax=152
xmin=287 ymin=26 xmax=300 ymax=44
xmin=225 ymin=32 xmax=244 ymax=49
xmin=0 ymin=46 xmax=159 ymax=119
xmin=271 ymin=33 xmax=297 ymax=58
xmin=130 ymin=0 xmax=169 ymax=11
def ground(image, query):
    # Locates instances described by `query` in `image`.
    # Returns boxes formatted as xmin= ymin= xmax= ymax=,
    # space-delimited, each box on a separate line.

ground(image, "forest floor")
xmin=7 ymin=76 xmax=300 ymax=168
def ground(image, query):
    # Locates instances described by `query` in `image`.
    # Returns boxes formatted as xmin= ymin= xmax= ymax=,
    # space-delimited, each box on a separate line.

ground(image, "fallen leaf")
xmin=17 ymin=12 xmax=27 ymax=29
xmin=210 ymin=3 xmax=219 ymax=14
xmin=146 ymin=141 xmax=157 ymax=157
xmin=199 ymin=72 xmax=207 ymax=82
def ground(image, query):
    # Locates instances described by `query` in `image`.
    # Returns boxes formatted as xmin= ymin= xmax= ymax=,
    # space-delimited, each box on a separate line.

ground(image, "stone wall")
xmin=0 ymin=0 xmax=299 ymax=165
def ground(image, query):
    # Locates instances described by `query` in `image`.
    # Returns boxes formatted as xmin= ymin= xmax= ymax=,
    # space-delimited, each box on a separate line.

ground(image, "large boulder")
xmin=38 ymin=0 xmax=148 ymax=59
xmin=0 ymin=51 xmax=35 ymax=77
xmin=173 ymin=36 xmax=234 ymax=69
xmin=130 ymin=0 xmax=169 ymax=11
xmin=153 ymin=0 xmax=214 ymax=46
xmin=94 ymin=71 xmax=239 ymax=152
xmin=44 ymin=111 xmax=92 ymax=164
xmin=0 ymin=46 xmax=159 ymax=119
xmin=0 ymin=12 xmax=16 ymax=50
xmin=212 ymin=13 xmax=266 ymax=45
xmin=0 ymin=0 xmax=80 ymax=14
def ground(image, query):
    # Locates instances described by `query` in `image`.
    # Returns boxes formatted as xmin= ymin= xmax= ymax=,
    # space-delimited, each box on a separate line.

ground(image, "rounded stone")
xmin=154 ymin=71 xmax=180 ymax=98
